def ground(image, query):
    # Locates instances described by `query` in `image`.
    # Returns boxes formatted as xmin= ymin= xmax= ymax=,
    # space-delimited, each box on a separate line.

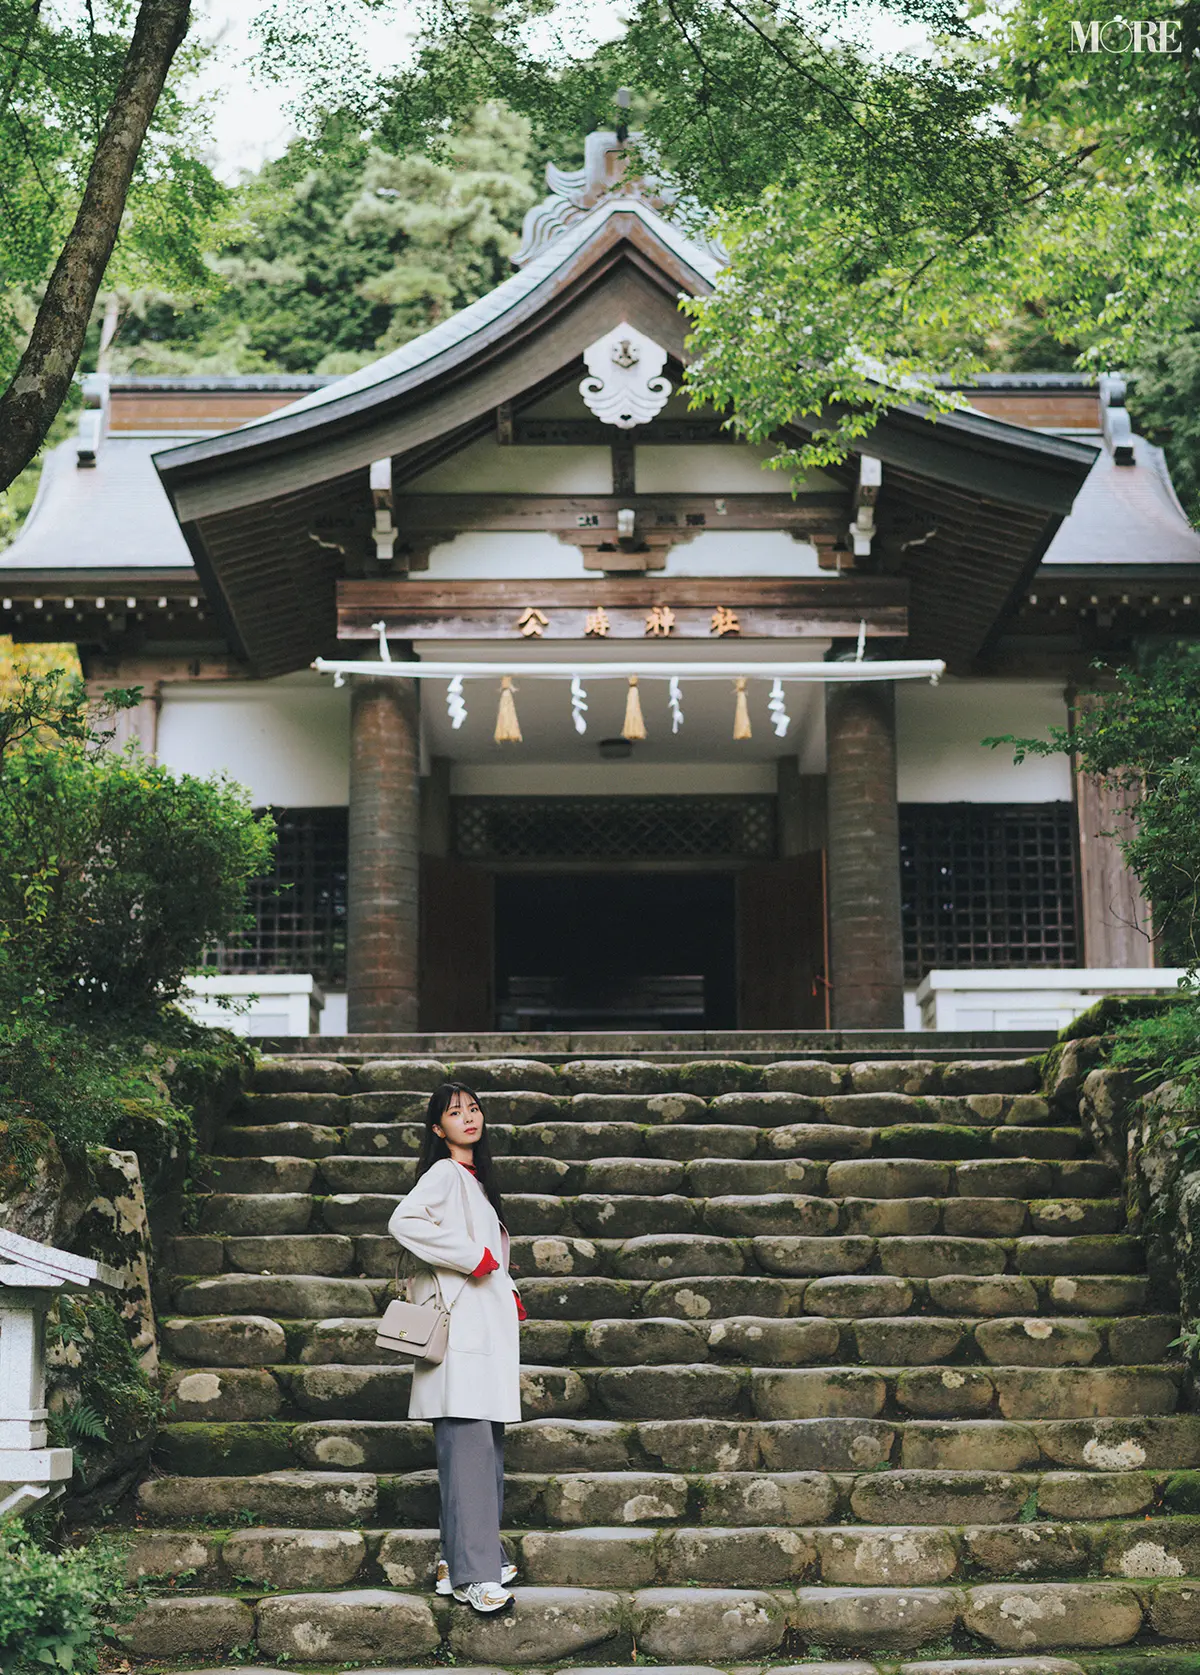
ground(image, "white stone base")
xmin=179 ymin=975 xmax=325 ymax=1037
xmin=0 ymin=1445 xmax=73 ymax=1482
xmin=916 ymin=968 xmax=1189 ymax=1032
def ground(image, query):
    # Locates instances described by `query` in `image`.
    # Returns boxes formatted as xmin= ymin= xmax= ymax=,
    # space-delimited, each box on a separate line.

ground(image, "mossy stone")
xmin=153 ymin=1420 xmax=296 ymax=1475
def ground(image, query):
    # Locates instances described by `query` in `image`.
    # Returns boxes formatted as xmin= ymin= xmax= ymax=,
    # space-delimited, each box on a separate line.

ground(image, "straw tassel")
xmin=733 ymin=677 xmax=752 ymax=740
xmin=622 ymin=674 xmax=647 ymax=741
xmin=494 ymin=675 xmax=522 ymax=742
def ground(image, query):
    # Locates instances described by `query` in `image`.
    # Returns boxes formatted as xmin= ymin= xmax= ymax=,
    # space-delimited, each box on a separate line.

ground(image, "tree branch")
xmin=0 ymin=0 xmax=191 ymax=491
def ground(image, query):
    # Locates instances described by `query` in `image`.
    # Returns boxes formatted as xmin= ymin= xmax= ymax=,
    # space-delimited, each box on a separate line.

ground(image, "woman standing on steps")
xmin=387 ymin=1082 xmax=524 ymax=1616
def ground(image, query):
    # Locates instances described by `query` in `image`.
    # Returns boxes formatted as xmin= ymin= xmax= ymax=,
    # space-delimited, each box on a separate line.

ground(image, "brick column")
xmin=347 ymin=676 xmax=420 ymax=1033
xmin=825 ymin=680 xmax=904 ymax=1028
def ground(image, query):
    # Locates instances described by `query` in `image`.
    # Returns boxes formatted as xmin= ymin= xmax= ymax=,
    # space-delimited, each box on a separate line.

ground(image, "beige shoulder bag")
xmin=375 ymin=1253 xmax=451 ymax=1361
xmin=376 ymin=1170 xmax=478 ymax=1362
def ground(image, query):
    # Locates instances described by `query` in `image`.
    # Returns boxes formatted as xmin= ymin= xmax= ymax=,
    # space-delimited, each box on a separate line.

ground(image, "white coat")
xmin=387 ymin=1156 xmax=523 ymax=1423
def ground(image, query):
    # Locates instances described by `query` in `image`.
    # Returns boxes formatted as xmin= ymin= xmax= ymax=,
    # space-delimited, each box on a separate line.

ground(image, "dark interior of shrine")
xmin=493 ymin=871 xmax=737 ymax=1030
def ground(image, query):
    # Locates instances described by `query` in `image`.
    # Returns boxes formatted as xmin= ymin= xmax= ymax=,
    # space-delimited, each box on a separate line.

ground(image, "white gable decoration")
xmin=579 ymin=323 xmax=672 ymax=429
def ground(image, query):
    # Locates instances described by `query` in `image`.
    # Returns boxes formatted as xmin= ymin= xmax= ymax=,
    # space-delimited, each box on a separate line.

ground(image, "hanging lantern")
xmin=668 ymin=676 xmax=684 ymax=734
xmin=622 ymin=674 xmax=647 ymax=741
xmin=446 ymin=674 xmax=467 ymax=729
xmin=570 ymin=676 xmax=588 ymax=735
xmin=733 ymin=676 xmax=752 ymax=740
xmin=494 ymin=675 xmax=522 ymax=742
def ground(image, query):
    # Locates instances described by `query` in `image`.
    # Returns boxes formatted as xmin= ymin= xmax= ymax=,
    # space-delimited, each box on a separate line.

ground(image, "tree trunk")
xmin=0 ymin=0 xmax=192 ymax=491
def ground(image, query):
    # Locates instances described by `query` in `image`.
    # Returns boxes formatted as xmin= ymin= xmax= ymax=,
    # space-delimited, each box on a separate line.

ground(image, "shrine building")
xmin=4 ymin=129 xmax=1199 ymax=1040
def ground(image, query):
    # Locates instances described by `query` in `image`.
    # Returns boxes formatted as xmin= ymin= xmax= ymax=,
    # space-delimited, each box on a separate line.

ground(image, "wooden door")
xmin=419 ymin=856 xmax=494 ymax=1031
xmin=737 ymin=851 xmax=829 ymax=1029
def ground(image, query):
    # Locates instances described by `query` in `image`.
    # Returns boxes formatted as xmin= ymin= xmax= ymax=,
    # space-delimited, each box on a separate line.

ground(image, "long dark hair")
xmin=416 ymin=1081 xmax=505 ymax=1225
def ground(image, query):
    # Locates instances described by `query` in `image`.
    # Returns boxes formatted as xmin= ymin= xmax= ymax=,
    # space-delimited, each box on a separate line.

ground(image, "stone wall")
xmin=0 ymin=1027 xmax=254 ymax=1518
xmin=1048 ymin=1027 xmax=1200 ymax=1395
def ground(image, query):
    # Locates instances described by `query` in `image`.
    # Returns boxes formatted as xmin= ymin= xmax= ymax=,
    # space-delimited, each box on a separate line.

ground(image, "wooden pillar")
xmin=777 ymin=758 xmax=827 ymax=856
xmin=420 ymin=756 xmax=453 ymax=858
xmin=825 ymin=680 xmax=904 ymax=1028
xmin=86 ymin=677 xmax=161 ymax=758
xmin=1069 ymin=691 xmax=1154 ymax=967
xmin=347 ymin=676 xmax=420 ymax=1033
xmin=1074 ymin=769 xmax=1154 ymax=967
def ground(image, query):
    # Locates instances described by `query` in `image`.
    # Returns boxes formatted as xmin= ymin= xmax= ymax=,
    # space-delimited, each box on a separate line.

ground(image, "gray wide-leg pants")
xmin=433 ymin=1417 xmax=506 ymax=1587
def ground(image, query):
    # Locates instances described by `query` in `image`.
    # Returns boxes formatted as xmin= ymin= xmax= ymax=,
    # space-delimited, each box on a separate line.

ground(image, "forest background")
xmin=4 ymin=0 xmax=1200 ymax=546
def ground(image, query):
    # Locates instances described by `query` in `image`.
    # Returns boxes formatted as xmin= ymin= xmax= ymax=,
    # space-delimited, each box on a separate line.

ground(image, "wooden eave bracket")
xmin=850 ymin=455 xmax=882 ymax=557
xmin=370 ymin=457 xmax=398 ymax=566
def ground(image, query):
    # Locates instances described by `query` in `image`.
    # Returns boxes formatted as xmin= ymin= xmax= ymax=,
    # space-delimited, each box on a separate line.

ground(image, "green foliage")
xmin=0 ymin=1011 xmax=190 ymax=1168
xmin=46 ymin=1294 xmax=161 ymax=1455
xmin=111 ymin=104 xmax=539 ymax=375
xmin=1130 ymin=320 xmax=1200 ymax=524
xmin=245 ymin=0 xmax=1200 ymax=469
xmin=987 ymin=644 xmax=1200 ymax=970
xmin=0 ymin=666 xmax=276 ymax=1019
xmin=0 ymin=1520 xmax=133 ymax=1674
xmin=0 ymin=0 xmax=224 ymax=386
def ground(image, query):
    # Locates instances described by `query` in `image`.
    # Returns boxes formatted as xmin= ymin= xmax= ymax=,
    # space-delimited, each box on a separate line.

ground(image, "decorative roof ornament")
xmin=579 ymin=323 xmax=673 ymax=429
xmin=513 ymin=125 xmax=726 ymax=269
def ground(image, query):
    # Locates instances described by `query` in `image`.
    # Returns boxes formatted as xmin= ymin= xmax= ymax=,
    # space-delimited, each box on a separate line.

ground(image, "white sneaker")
xmin=453 ymin=1580 xmax=513 ymax=1613
xmin=436 ymin=1556 xmax=516 ymax=1594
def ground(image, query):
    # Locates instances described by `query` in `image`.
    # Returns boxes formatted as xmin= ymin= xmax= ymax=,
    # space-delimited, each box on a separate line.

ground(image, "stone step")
xmin=168 ymin=1270 xmax=1156 ymax=1327
xmin=189 ymin=1172 xmax=1126 ymax=1247
xmin=200 ymin=1138 xmax=1101 ymax=1198
xmin=126 ymin=1511 xmax=1200 ymax=1590
xmin=113 ymin=1574 xmax=1200 ymax=1663
xmin=226 ymin=1084 xmax=1056 ymax=1137
xmin=136 ymin=1464 xmax=1185 ymax=1531
xmin=246 ymin=1054 xmax=1043 ymax=1100
xmin=163 ymin=1310 xmax=1179 ymax=1372
xmin=169 ymin=1212 xmax=1136 ymax=1288
xmin=103 ymin=1660 xmax=1200 ymax=1675
xmin=155 ymin=1359 xmax=1184 ymax=1424
xmin=154 ymin=1411 xmax=1200 ymax=1477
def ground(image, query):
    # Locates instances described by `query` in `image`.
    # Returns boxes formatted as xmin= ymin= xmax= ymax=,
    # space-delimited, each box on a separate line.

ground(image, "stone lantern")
xmin=0 ymin=1228 xmax=122 ymax=1519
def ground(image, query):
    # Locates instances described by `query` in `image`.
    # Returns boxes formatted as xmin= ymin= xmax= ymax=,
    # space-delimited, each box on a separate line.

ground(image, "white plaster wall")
xmin=450 ymin=763 xmax=779 ymax=796
xmin=897 ymin=679 xmax=1071 ymax=803
xmin=405 ymin=440 xmax=612 ymax=493
xmin=424 ymin=532 xmax=586 ymax=579
xmin=156 ymin=675 xmax=351 ymax=805
xmin=635 ymin=445 xmax=836 ymax=494
xmin=663 ymin=530 xmax=822 ymax=577
xmin=422 ymin=528 xmax=823 ymax=580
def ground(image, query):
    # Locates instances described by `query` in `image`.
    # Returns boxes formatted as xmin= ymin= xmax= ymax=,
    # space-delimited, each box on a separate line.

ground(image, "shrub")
xmin=0 ymin=667 xmax=275 ymax=1019
xmin=988 ymin=642 xmax=1200 ymax=968
xmin=1108 ymin=990 xmax=1200 ymax=1110
xmin=0 ymin=1521 xmax=132 ymax=1674
xmin=0 ymin=1012 xmax=187 ymax=1166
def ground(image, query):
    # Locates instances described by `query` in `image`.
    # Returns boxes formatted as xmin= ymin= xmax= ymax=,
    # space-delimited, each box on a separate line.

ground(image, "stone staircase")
xmin=121 ymin=1045 xmax=1200 ymax=1674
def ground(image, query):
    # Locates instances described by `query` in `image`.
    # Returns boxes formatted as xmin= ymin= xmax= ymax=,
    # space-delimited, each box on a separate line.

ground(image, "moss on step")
xmin=153 ymin=1420 xmax=297 ymax=1475
xmin=1077 ymin=1652 xmax=1200 ymax=1674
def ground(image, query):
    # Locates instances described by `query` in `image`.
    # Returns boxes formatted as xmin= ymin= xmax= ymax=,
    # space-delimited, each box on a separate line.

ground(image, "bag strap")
xmin=393 ymin=1161 xmax=484 ymax=1305
xmin=393 ymin=1246 xmax=448 ymax=1310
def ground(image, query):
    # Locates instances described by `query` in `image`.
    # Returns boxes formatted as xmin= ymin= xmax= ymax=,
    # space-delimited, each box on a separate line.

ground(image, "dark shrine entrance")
xmin=419 ymin=846 xmax=830 ymax=1033
xmin=418 ymin=794 xmax=828 ymax=1033
xmin=494 ymin=872 xmax=737 ymax=1031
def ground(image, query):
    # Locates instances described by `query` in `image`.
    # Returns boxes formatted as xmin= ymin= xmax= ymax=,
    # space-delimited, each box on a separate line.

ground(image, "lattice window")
xmin=203 ymin=807 xmax=348 ymax=986
xmin=900 ymin=802 xmax=1077 ymax=982
xmin=454 ymin=796 xmax=776 ymax=862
